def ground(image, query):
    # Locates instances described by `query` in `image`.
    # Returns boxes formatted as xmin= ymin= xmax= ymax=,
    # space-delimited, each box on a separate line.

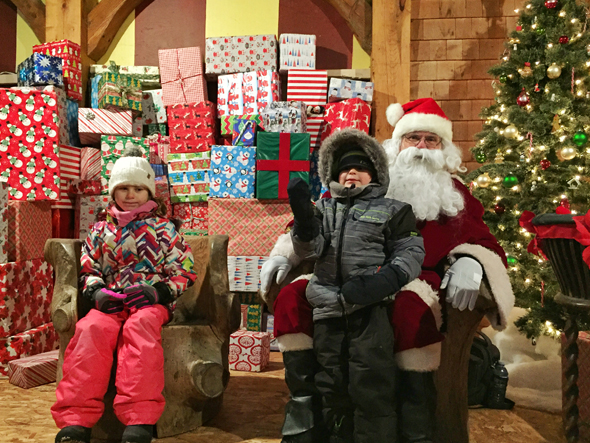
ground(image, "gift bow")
xmin=519 ymin=210 xmax=545 ymax=258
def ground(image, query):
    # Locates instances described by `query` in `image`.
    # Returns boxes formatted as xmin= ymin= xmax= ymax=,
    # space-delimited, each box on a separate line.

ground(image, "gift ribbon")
xmin=161 ymin=49 xmax=195 ymax=104
xmin=107 ymin=75 xmax=142 ymax=106
xmin=257 ymin=133 xmax=310 ymax=199
xmin=235 ymin=121 xmax=254 ymax=145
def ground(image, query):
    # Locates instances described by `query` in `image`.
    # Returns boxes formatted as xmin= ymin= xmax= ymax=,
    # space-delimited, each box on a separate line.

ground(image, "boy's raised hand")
xmin=93 ymin=288 xmax=126 ymax=314
xmin=123 ymin=284 xmax=159 ymax=309
xmin=287 ymin=178 xmax=317 ymax=241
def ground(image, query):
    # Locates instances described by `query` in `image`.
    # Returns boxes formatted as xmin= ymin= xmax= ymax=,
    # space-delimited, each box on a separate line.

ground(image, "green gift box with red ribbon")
xmin=256 ymin=132 xmax=310 ymax=199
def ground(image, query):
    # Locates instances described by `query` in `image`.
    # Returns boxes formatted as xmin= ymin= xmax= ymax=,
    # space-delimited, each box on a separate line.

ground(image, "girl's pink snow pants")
xmin=51 ymin=305 xmax=170 ymax=428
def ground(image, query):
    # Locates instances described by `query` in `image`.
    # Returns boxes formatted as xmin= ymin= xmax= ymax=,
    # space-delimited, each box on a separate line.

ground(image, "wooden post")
xmin=371 ymin=0 xmax=411 ymax=142
xmin=45 ymin=0 xmax=91 ymax=103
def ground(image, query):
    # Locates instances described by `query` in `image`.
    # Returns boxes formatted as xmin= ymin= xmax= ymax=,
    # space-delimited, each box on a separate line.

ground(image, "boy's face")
xmin=338 ymin=167 xmax=373 ymax=187
xmin=114 ymin=185 xmax=150 ymax=211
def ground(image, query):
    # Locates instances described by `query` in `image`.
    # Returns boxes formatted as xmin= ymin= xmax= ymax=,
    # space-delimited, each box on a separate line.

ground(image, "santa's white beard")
xmin=386 ymin=144 xmax=465 ymax=221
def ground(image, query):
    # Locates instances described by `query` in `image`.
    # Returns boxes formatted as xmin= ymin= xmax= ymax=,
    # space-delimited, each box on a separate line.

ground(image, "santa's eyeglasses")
xmin=403 ymin=133 xmax=442 ymax=149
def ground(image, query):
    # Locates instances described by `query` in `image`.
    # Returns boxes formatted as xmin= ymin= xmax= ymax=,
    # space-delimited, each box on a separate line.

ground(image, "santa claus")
xmin=260 ymin=98 xmax=515 ymax=443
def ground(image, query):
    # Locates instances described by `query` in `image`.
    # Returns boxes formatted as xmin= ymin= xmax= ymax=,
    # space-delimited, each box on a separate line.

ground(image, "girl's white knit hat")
xmin=108 ymin=146 xmax=156 ymax=197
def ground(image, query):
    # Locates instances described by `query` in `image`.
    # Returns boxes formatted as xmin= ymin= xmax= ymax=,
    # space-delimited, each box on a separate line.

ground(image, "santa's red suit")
xmin=271 ymin=178 xmax=513 ymax=371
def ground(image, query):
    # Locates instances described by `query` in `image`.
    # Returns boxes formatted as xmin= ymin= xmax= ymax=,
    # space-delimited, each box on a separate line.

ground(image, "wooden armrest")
xmin=44 ymin=239 xmax=82 ymax=334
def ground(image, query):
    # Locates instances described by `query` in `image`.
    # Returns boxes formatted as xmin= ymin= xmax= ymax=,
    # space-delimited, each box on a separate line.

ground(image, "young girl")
xmin=51 ymin=147 xmax=197 ymax=443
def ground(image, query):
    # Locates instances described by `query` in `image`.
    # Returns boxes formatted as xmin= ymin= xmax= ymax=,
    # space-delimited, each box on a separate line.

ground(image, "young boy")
xmin=287 ymin=129 xmax=425 ymax=443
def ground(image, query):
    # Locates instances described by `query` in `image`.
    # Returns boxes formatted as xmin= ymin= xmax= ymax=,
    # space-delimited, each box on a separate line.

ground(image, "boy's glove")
xmin=123 ymin=284 xmax=159 ymax=309
xmin=341 ymin=267 xmax=404 ymax=305
xmin=260 ymin=256 xmax=293 ymax=296
xmin=287 ymin=178 xmax=317 ymax=241
xmin=441 ymin=257 xmax=483 ymax=311
xmin=92 ymin=287 xmax=126 ymax=314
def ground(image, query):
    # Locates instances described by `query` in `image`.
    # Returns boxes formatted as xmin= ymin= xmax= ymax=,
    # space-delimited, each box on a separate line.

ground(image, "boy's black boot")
xmin=398 ymin=370 xmax=436 ymax=443
xmin=281 ymin=349 xmax=328 ymax=443
xmin=55 ymin=425 xmax=92 ymax=443
xmin=121 ymin=424 xmax=153 ymax=443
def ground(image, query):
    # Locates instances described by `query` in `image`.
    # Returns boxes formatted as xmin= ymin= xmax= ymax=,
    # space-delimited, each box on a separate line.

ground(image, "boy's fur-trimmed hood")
xmin=319 ymin=129 xmax=389 ymax=189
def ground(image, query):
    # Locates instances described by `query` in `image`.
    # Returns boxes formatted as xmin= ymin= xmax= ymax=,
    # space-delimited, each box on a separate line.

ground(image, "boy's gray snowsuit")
xmin=291 ymin=129 xmax=425 ymax=442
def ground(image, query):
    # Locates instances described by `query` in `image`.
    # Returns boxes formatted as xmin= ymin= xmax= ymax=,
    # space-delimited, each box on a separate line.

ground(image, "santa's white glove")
xmin=441 ymin=257 xmax=483 ymax=311
xmin=260 ymin=256 xmax=293 ymax=296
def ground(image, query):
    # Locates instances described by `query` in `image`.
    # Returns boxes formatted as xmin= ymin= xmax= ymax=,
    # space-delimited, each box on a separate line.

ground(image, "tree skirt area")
xmin=1 ymin=349 xmax=565 ymax=442
xmin=482 ymin=307 xmax=563 ymax=414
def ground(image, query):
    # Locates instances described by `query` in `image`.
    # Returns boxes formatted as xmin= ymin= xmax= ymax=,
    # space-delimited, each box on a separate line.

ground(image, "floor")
xmin=1 ymin=353 xmax=566 ymax=443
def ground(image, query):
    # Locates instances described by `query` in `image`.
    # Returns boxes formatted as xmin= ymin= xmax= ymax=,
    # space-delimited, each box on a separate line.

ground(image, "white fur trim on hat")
xmin=392 ymin=112 xmax=453 ymax=143
xmin=108 ymin=155 xmax=156 ymax=197
xmin=386 ymin=103 xmax=404 ymax=127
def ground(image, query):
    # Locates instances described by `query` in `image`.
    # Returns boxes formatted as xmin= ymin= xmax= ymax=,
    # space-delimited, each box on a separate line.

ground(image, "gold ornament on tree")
xmin=476 ymin=173 xmax=492 ymax=188
xmin=519 ymin=62 xmax=533 ymax=77
xmin=504 ymin=124 xmax=519 ymax=139
xmin=559 ymin=146 xmax=577 ymax=160
xmin=551 ymin=114 xmax=561 ymax=133
xmin=547 ymin=63 xmax=562 ymax=79
xmin=495 ymin=149 xmax=505 ymax=163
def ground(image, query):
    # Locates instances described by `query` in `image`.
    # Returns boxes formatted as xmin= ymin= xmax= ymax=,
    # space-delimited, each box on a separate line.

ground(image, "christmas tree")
xmin=466 ymin=0 xmax=590 ymax=338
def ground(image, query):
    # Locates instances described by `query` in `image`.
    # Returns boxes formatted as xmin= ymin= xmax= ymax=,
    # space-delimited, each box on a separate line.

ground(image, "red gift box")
xmin=208 ymin=198 xmax=293 ymax=255
xmin=5 ymin=201 xmax=52 ymax=262
xmin=80 ymin=147 xmax=102 ymax=180
xmin=173 ymin=202 xmax=208 ymax=235
xmin=0 ymin=258 xmax=54 ymax=338
xmin=52 ymin=208 xmax=75 ymax=238
xmin=52 ymin=145 xmax=81 ymax=210
xmin=167 ymin=102 xmax=216 ymax=153
xmin=229 ymin=330 xmax=270 ymax=372
xmin=0 ymin=88 xmax=65 ymax=201
xmin=155 ymin=178 xmax=172 ymax=218
xmin=33 ymin=39 xmax=82 ymax=101
xmin=149 ymin=135 xmax=170 ymax=164
xmin=8 ymin=349 xmax=59 ymax=388
xmin=0 ymin=323 xmax=57 ymax=377
xmin=287 ymin=69 xmax=328 ymax=106
xmin=321 ymin=98 xmax=371 ymax=141
xmin=158 ymin=47 xmax=208 ymax=107
xmin=67 ymin=179 xmax=101 ymax=195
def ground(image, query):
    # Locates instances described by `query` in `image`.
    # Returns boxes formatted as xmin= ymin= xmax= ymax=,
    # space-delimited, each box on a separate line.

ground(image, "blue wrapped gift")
xmin=17 ymin=53 xmax=63 ymax=87
xmin=209 ymin=145 xmax=256 ymax=198
xmin=90 ymin=74 xmax=102 ymax=108
xmin=66 ymin=99 xmax=81 ymax=147
xmin=232 ymin=119 xmax=257 ymax=146
xmin=309 ymin=147 xmax=328 ymax=200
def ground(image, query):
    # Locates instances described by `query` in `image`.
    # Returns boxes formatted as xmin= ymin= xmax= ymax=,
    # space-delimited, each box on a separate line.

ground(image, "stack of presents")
xmin=0 ymin=33 xmax=374 ymax=381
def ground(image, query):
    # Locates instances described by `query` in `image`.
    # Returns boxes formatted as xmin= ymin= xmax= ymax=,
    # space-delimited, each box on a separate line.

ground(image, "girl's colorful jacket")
xmin=81 ymin=205 xmax=197 ymax=303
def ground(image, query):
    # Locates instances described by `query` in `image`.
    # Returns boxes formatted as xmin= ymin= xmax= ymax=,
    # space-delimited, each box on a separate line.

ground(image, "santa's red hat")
xmin=386 ymin=98 xmax=453 ymax=143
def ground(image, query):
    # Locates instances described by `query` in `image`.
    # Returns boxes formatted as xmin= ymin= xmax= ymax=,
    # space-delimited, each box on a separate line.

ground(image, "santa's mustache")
xmin=396 ymin=146 xmax=446 ymax=170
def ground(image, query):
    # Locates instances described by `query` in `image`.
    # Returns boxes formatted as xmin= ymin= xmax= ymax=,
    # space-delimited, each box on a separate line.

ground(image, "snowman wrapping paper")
xmin=209 ymin=145 xmax=256 ymax=198
xmin=0 ymin=87 xmax=66 ymax=201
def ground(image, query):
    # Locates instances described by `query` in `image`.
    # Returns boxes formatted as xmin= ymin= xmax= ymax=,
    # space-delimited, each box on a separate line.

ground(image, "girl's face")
xmin=338 ymin=167 xmax=373 ymax=187
xmin=114 ymin=185 xmax=150 ymax=211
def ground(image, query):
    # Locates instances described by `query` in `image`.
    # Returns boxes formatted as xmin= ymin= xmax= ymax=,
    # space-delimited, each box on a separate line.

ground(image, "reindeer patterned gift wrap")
xmin=209 ymin=145 xmax=256 ymax=198
xmin=321 ymin=98 xmax=372 ymax=141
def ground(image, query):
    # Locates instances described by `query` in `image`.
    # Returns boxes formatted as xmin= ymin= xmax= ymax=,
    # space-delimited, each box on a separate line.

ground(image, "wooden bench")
xmin=262 ymin=261 xmax=498 ymax=443
xmin=44 ymin=235 xmax=241 ymax=441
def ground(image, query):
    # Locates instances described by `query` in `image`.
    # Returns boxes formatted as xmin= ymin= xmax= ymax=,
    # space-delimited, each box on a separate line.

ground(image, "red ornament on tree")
xmin=540 ymin=159 xmax=551 ymax=170
xmin=494 ymin=203 xmax=506 ymax=215
xmin=559 ymin=35 xmax=569 ymax=44
xmin=517 ymin=88 xmax=530 ymax=107
xmin=545 ymin=0 xmax=558 ymax=8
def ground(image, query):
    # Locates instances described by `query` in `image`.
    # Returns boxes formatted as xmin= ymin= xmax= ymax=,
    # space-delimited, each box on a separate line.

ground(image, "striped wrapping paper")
xmin=80 ymin=147 xmax=101 ymax=180
xmin=305 ymin=115 xmax=325 ymax=150
xmin=52 ymin=145 xmax=81 ymax=209
xmin=78 ymin=108 xmax=133 ymax=146
xmin=286 ymin=69 xmax=328 ymax=106
xmin=8 ymin=349 xmax=58 ymax=388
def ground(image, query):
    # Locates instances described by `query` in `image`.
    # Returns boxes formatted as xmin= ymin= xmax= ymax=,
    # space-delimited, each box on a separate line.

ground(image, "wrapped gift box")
xmin=232 ymin=119 xmax=257 ymax=146
xmin=8 ymin=349 xmax=59 ymax=388
xmin=17 ymin=53 xmax=63 ymax=87
xmin=52 ymin=145 xmax=81 ymax=210
xmin=76 ymin=194 xmax=110 ymax=239
xmin=90 ymin=75 xmax=102 ymax=109
xmin=220 ymin=114 xmax=263 ymax=135
xmin=256 ymin=133 xmax=310 ymax=199
xmin=209 ymin=145 xmax=256 ymax=198
xmin=149 ymin=135 xmax=170 ymax=164
xmin=309 ymin=147 xmax=329 ymax=201
xmin=0 ymin=87 xmax=72 ymax=201
xmin=0 ymin=258 xmax=54 ymax=338
xmin=0 ymin=323 xmax=57 ymax=377
xmin=100 ymin=136 xmax=150 ymax=193
xmin=66 ymin=99 xmax=81 ymax=146
xmin=261 ymin=101 xmax=307 ymax=133
xmin=97 ymin=72 xmax=142 ymax=111
xmin=328 ymin=78 xmax=374 ymax=103
xmin=240 ymin=304 xmax=263 ymax=331
xmin=52 ymin=208 xmax=75 ymax=238
xmin=158 ymin=47 xmax=207 ymax=107
xmin=167 ymin=102 xmax=216 ymax=153
xmin=279 ymin=34 xmax=316 ymax=71
xmin=90 ymin=62 xmax=160 ymax=89
xmin=80 ymin=147 xmax=101 ymax=180
xmin=287 ymin=69 xmax=328 ymax=106
xmin=0 ymin=182 xmax=7 ymax=263
xmin=217 ymin=70 xmax=280 ymax=116
xmin=228 ymin=256 xmax=268 ymax=292
xmin=206 ymin=34 xmax=277 ymax=74
xmin=33 ymin=39 xmax=82 ymax=101
xmin=208 ymin=199 xmax=293 ymax=256
xmin=142 ymin=89 xmax=166 ymax=124
xmin=5 ymin=202 xmax=52 ymax=262
xmin=306 ymin=115 xmax=326 ymax=150
xmin=67 ymin=179 xmax=101 ymax=195
xmin=78 ymin=108 xmax=133 ymax=146
xmin=154 ymin=178 xmax=172 ymax=218
xmin=322 ymin=98 xmax=372 ymax=141
xmin=173 ymin=202 xmax=208 ymax=236
xmin=167 ymin=152 xmax=210 ymax=203
xmin=262 ymin=313 xmax=279 ymax=351
xmin=229 ymin=330 xmax=270 ymax=372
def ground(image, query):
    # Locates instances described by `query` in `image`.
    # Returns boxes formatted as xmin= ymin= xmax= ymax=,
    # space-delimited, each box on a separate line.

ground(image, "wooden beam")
xmin=324 ymin=0 xmax=372 ymax=55
xmin=87 ymin=0 xmax=144 ymax=62
xmin=371 ymin=0 xmax=411 ymax=142
xmin=84 ymin=0 xmax=99 ymax=16
xmin=9 ymin=0 xmax=45 ymax=43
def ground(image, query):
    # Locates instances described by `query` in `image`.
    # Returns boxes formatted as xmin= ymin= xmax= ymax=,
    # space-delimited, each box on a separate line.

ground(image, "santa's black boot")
xmin=398 ymin=370 xmax=437 ymax=443
xmin=55 ymin=425 xmax=92 ymax=443
xmin=281 ymin=350 xmax=328 ymax=443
